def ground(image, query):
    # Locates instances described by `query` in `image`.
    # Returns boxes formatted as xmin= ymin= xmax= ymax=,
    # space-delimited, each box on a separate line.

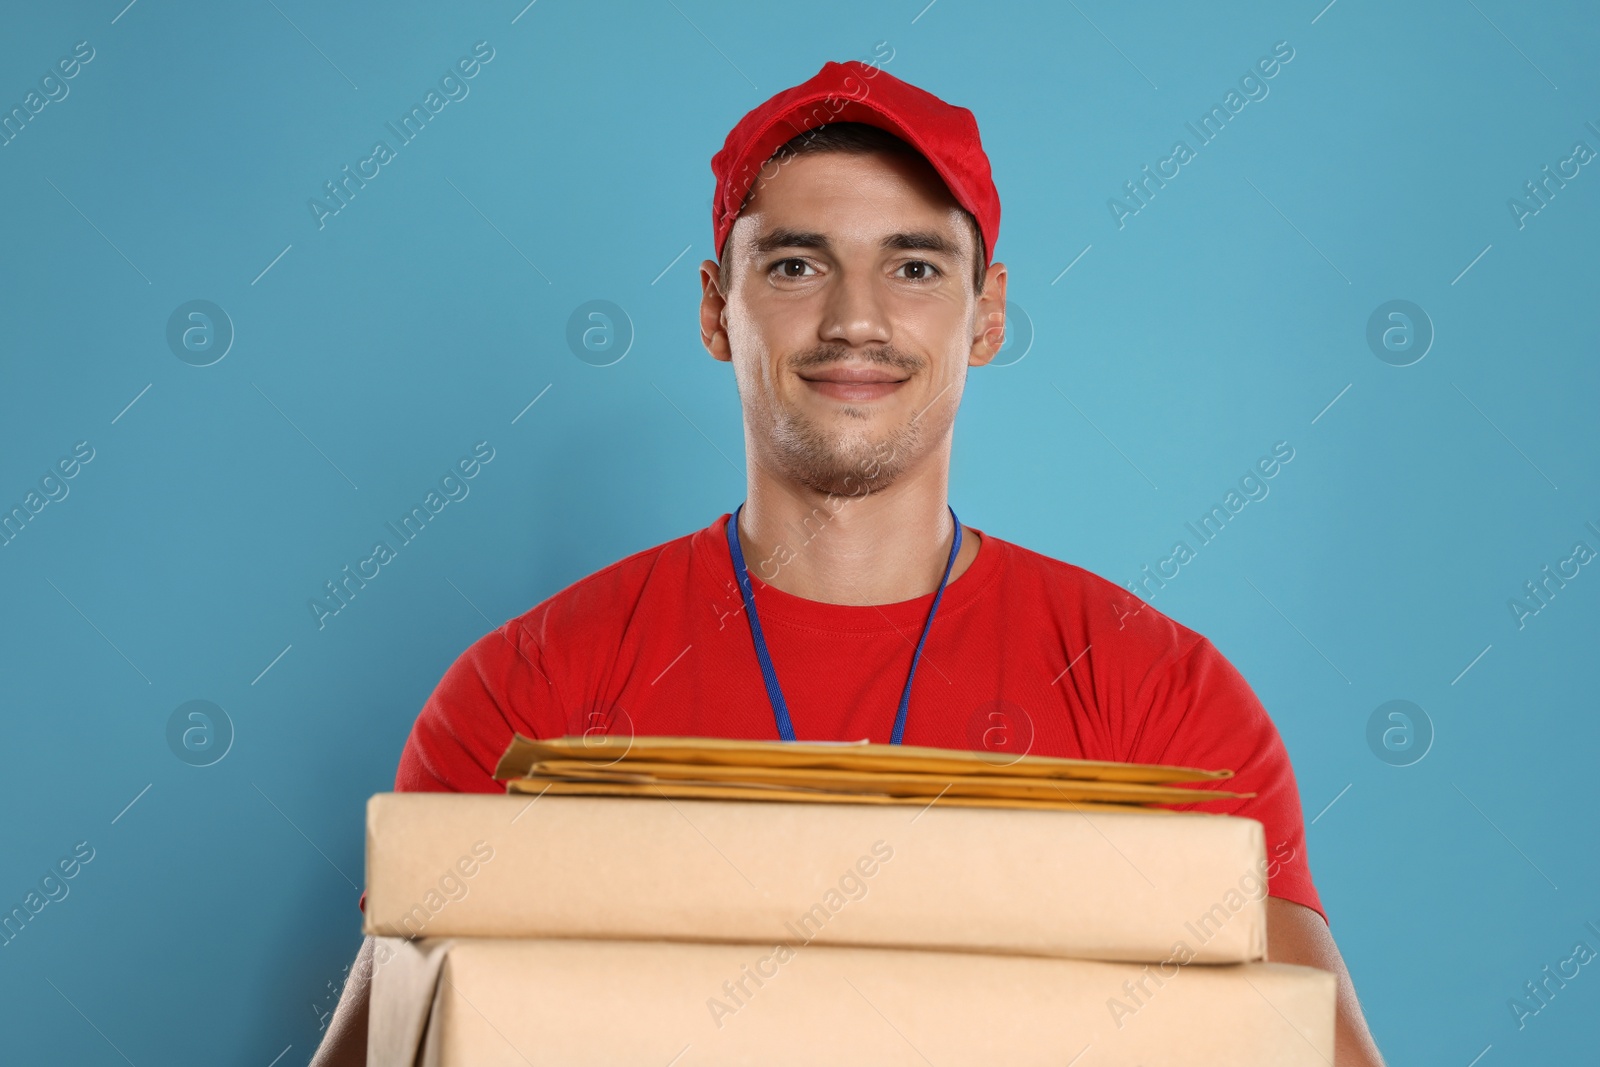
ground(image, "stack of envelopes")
xmin=491 ymin=732 xmax=1251 ymax=811
xmin=364 ymin=735 xmax=1336 ymax=1066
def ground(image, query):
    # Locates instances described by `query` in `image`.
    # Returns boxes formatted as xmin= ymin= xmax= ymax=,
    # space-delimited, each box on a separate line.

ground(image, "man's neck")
xmin=736 ymin=460 xmax=980 ymax=606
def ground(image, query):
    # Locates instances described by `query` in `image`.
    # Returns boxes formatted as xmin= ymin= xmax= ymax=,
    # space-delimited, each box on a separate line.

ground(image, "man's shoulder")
xmin=999 ymin=535 xmax=1128 ymax=597
xmin=995 ymin=534 xmax=1209 ymax=660
xmin=490 ymin=518 xmax=716 ymax=650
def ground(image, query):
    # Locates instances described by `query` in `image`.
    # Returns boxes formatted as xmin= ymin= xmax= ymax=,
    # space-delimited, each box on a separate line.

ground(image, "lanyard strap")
xmin=725 ymin=501 xmax=963 ymax=744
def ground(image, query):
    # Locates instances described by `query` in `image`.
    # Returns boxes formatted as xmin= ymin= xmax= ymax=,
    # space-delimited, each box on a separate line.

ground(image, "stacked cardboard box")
xmin=363 ymin=737 xmax=1335 ymax=1065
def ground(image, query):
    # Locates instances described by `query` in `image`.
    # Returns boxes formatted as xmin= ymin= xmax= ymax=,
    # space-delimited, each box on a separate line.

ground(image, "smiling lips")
xmin=799 ymin=365 xmax=909 ymax=403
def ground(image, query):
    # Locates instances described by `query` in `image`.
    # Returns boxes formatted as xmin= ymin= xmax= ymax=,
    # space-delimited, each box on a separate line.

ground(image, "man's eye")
xmin=896 ymin=261 xmax=941 ymax=282
xmin=769 ymin=258 xmax=815 ymax=279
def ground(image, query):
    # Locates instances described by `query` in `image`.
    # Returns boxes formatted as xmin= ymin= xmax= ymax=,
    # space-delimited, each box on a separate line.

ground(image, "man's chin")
xmin=774 ymin=438 xmax=904 ymax=497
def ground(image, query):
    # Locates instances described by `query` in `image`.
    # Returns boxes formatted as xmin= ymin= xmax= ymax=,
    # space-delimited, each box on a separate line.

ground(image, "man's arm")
xmin=308 ymin=936 xmax=373 ymax=1067
xmin=1267 ymin=897 xmax=1386 ymax=1067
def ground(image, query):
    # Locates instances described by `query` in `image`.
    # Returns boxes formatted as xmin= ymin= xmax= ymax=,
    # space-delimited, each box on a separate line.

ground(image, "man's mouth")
xmin=798 ymin=365 xmax=910 ymax=403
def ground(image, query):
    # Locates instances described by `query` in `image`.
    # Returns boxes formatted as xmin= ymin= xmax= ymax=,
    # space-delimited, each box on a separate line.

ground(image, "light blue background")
xmin=2 ymin=1 xmax=1596 ymax=1063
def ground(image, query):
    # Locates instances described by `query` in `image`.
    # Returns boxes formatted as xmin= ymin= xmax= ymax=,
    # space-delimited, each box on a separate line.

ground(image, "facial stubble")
xmin=760 ymin=346 xmax=956 ymax=499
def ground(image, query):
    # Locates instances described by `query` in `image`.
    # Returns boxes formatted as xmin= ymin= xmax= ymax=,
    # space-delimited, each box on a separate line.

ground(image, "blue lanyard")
xmin=724 ymin=501 xmax=963 ymax=745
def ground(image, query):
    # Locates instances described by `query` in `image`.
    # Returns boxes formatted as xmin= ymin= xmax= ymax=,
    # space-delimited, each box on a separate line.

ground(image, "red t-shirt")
xmin=382 ymin=513 xmax=1326 ymax=923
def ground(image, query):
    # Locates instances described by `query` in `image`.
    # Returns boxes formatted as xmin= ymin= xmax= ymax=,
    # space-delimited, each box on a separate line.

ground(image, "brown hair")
xmin=716 ymin=121 xmax=986 ymax=297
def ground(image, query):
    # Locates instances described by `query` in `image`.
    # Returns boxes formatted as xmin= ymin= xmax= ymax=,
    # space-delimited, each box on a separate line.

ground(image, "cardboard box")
xmin=368 ymin=937 xmax=1336 ymax=1067
xmin=364 ymin=792 xmax=1269 ymax=964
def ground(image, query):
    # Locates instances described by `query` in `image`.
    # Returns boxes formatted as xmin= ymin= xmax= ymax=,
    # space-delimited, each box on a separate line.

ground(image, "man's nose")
xmin=819 ymin=267 xmax=891 ymax=349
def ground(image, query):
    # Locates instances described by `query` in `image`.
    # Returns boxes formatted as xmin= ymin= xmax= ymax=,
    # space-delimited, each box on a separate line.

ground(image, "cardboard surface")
xmin=364 ymin=792 xmax=1269 ymax=964
xmin=369 ymin=937 xmax=1336 ymax=1067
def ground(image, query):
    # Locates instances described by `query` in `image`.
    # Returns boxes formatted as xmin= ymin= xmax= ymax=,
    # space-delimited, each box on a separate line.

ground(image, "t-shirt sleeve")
xmin=395 ymin=619 xmax=562 ymax=794
xmin=1126 ymin=635 xmax=1327 ymax=925
xmin=359 ymin=619 xmax=562 ymax=915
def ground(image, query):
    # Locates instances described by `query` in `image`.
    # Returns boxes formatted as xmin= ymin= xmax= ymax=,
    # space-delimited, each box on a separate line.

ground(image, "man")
xmin=312 ymin=60 xmax=1385 ymax=1065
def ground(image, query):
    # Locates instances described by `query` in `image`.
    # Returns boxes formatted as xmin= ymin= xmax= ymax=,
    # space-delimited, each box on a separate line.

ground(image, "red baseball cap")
xmin=710 ymin=59 xmax=1000 ymax=270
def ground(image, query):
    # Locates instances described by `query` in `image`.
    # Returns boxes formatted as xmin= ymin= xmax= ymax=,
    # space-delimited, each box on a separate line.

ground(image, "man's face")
xmin=699 ymin=150 xmax=1006 ymax=499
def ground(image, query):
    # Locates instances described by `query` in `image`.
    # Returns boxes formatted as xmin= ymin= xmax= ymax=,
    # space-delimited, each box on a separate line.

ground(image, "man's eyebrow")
xmin=750 ymin=228 xmax=963 ymax=259
xmin=881 ymin=230 xmax=963 ymax=258
xmin=750 ymin=228 xmax=830 ymax=255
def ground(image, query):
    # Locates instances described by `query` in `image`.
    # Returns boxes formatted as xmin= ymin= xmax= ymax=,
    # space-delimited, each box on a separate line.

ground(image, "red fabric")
xmin=710 ymin=59 xmax=1000 ymax=265
xmin=383 ymin=513 xmax=1325 ymax=924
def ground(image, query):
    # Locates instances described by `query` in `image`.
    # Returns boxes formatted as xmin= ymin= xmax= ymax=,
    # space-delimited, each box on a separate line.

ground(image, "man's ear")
xmin=699 ymin=259 xmax=732 ymax=363
xmin=968 ymin=261 xmax=1008 ymax=367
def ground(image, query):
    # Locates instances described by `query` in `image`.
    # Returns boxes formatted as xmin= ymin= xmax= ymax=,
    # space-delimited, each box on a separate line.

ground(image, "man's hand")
xmin=308 ymin=936 xmax=373 ymax=1067
xmin=1266 ymin=897 xmax=1387 ymax=1066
